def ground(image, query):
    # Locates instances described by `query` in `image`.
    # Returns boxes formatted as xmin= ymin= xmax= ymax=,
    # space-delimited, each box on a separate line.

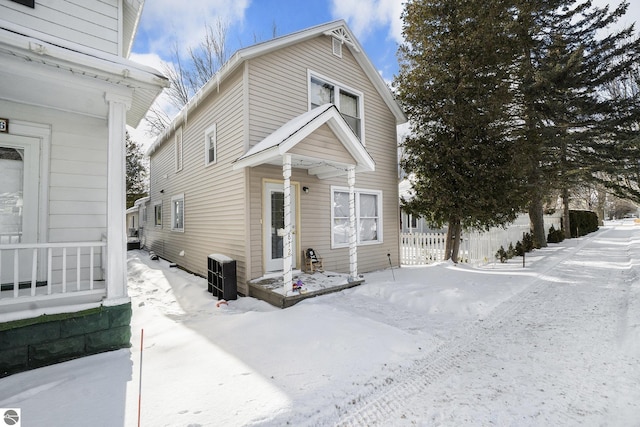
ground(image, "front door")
xmin=0 ymin=133 xmax=40 ymax=285
xmin=264 ymin=182 xmax=297 ymax=272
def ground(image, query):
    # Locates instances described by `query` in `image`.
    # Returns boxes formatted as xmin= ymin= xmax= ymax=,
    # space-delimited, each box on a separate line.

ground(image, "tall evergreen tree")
xmin=126 ymin=132 xmax=148 ymax=209
xmin=396 ymin=0 xmax=529 ymax=262
xmin=513 ymin=0 xmax=640 ymax=241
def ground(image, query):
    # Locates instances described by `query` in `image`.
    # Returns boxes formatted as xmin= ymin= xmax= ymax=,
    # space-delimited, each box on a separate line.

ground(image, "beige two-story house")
xmin=143 ymin=20 xmax=406 ymax=299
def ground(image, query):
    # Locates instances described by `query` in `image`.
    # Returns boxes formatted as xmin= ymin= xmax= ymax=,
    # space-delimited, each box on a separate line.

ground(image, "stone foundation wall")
xmin=0 ymin=303 xmax=132 ymax=377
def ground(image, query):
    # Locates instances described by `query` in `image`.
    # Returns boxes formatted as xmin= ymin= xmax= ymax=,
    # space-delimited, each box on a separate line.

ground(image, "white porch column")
xmin=105 ymin=93 xmax=130 ymax=304
xmin=348 ymin=165 xmax=357 ymax=280
xmin=283 ymin=154 xmax=293 ymax=294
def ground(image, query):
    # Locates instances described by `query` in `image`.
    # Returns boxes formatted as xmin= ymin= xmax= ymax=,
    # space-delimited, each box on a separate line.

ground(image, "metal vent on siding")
xmin=332 ymin=37 xmax=342 ymax=58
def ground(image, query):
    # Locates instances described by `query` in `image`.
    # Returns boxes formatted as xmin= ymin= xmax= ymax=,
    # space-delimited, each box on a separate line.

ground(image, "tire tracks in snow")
xmin=326 ymin=227 xmax=631 ymax=426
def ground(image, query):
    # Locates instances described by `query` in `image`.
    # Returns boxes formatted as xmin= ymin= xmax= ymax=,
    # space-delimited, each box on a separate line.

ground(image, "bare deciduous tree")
xmin=146 ymin=19 xmax=229 ymax=135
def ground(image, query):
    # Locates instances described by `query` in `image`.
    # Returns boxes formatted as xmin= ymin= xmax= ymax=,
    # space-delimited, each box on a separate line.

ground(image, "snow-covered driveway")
xmin=333 ymin=225 xmax=640 ymax=426
xmin=1 ymin=223 xmax=638 ymax=427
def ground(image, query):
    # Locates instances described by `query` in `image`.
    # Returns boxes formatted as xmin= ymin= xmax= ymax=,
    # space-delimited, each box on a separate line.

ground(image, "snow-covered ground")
xmin=1 ymin=221 xmax=639 ymax=426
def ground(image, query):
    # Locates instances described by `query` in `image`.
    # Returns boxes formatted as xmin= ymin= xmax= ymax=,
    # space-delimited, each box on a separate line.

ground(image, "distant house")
xmin=143 ymin=21 xmax=406 ymax=299
xmin=0 ymin=0 xmax=167 ymax=376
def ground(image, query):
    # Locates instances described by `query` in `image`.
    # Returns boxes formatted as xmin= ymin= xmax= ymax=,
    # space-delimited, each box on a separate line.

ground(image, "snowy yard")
xmin=1 ymin=221 xmax=639 ymax=426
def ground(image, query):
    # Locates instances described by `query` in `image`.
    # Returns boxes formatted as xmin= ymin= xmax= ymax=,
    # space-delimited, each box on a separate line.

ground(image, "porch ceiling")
xmin=232 ymin=104 xmax=375 ymax=179
xmin=0 ymin=26 xmax=167 ymax=127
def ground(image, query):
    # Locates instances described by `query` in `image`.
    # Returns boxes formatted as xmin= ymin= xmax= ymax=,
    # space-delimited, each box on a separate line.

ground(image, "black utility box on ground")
xmin=207 ymin=254 xmax=237 ymax=300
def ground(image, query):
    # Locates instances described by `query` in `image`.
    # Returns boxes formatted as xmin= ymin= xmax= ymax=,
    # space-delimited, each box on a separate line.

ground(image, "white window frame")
xmin=171 ymin=194 xmax=184 ymax=232
xmin=330 ymin=186 xmax=383 ymax=248
xmin=153 ymin=201 xmax=162 ymax=227
xmin=141 ymin=205 xmax=147 ymax=224
xmin=204 ymin=123 xmax=217 ymax=166
xmin=307 ymin=70 xmax=365 ymax=145
xmin=175 ymin=126 xmax=183 ymax=172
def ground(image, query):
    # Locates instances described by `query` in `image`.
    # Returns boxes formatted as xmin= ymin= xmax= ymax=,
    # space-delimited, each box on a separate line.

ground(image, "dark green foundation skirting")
xmin=0 ymin=303 xmax=132 ymax=377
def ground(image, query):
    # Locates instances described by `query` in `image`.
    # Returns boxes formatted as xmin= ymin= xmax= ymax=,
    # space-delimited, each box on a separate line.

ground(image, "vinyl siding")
xmin=1 ymin=0 xmax=119 ymax=55
xmin=246 ymin=35 xmax=400 ymax=278
xmin=144 ymin=68 xmax=249 ymax=293
xmin=287 ymin=124 xmax=356 ymax=165
xmin=145 ymin=31 xmax=401 ymax=287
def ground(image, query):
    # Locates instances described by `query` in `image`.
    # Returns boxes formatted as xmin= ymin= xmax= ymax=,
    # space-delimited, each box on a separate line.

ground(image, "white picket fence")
xmin=401 ymin=213 xmax=562 ymax=266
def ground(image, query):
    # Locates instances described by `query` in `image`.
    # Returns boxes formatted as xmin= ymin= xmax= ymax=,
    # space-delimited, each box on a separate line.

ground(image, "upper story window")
xmin=175 ymin=127 xmax=183 ymax=172
xmin=204 ymin=124 xmax=217 ymax=166
xmin=309 ymin=72 xmax=364 ymax=142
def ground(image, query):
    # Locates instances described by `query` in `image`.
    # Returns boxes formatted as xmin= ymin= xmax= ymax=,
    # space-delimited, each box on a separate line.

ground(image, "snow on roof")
xmin=232 ymin=104 xmax=375 ymax=178
xmin=239 ymin=104 xmax=335 ymax=160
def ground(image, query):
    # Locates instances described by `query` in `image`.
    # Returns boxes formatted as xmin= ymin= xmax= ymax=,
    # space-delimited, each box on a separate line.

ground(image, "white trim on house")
xmin=307 ymin=69 xmax=365 ymax=145
xmin=170 ymin=193 xmax=184 ymax=232
xmin=204 ymin=123 xmax=217 ymax=166
xmin=153 ymin=201 xmax=162 ymax=227
xmin=0 ymin=19 xmax=168 ymax=127
xmin=232 ymin=104 xmax=374 ymax=179
xmin=331 ymin=186 xmax=383 ymax=248
xmin=5 ymin=119 xmax=51 ymax=247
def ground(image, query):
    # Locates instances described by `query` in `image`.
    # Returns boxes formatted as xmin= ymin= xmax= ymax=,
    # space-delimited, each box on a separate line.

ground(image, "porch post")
xmin=348 ymin=165 xmax=357 ymax=280
xmin=283 ymin=154 xmax=293 ymax=294
xmin=105 ymin=93 xmax=130 ymax=304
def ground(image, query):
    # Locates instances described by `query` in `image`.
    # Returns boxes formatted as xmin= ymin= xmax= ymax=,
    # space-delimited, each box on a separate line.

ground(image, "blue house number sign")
xmin=0 ymin=118 xmax=7 ymax=133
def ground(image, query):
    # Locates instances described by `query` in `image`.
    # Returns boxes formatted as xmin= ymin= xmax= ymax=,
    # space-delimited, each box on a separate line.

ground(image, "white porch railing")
xmin=400 ymin=213 xmax=562 ymax=266
xmin=0 ymin=241 xmax=106 ymax=306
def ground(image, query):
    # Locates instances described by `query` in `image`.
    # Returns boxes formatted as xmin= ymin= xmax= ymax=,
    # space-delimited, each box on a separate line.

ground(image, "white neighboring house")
xmin=399 ymin=178 xmax=443 ymax=234
xmin=0 ymin=0 xmax=167 ymax=377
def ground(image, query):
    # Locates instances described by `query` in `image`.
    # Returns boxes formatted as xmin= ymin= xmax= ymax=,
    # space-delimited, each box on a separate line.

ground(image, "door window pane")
xmin=0 ymin=147 xmax=24 ymax=243
xmin=271 ymin=192 xmax=284 ymax=259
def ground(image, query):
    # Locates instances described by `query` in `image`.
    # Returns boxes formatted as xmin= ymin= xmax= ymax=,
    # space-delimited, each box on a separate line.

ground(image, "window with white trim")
xmin=331 ymin=187 xmax=382 ymax=247
xmin=171 ymin=194 xmax=184 ymax=232
xmin=204 ymin=124 xmax=217 ymax=166
xmin=154 ymin=202 xmax=162 ymax=227
xmin=309 ymin=72 xmax=363 ymax=141
xmin=175 ymin=127 xmax=183 ymax=172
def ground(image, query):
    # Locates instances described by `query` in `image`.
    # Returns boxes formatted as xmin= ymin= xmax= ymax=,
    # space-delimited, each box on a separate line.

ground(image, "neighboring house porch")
xmin=0 ymin=2 xmax=167 ymax=376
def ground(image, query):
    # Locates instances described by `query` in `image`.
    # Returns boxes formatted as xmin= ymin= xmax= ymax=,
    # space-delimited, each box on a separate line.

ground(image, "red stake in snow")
xmin=138 ymin=329 xmax=144 ymax=427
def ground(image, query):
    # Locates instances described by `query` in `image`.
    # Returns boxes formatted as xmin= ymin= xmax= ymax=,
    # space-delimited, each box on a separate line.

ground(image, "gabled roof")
xmin=232 ymin=104 xmax=375 ymax=179
xmin=148 ymin=20 xmax=406 ymax=155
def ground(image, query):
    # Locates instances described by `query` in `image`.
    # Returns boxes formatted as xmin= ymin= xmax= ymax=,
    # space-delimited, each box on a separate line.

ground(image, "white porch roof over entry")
xmin=232 ymin=104 xmax=375 ymax=179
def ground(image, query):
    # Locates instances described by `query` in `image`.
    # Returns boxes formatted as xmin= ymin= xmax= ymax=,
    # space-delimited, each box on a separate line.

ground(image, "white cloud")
xmin=330 ymin=0 xmax=404 ymax=44
xmin=136 ymin=0 xmax=251 ymax=58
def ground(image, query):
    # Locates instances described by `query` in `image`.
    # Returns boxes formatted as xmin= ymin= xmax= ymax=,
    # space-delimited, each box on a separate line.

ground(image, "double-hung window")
xmin=331 ymin=187 xmax=382 ymax=247
xmin=309 ymin=72 xmax=363 ymax=141
xmin=171 ymin=194 xmax=184 ymax=232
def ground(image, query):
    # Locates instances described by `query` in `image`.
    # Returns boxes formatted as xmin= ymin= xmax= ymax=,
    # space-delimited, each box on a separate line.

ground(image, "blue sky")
xmin=132 ymin=0 xmax=404 ymax=83
xmin=128 ymin=0 xmax=639 ymax=145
